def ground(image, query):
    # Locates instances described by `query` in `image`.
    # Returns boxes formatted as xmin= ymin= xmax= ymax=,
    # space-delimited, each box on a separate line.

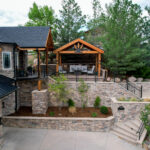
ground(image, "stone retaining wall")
xmin=111 ymin=98 xmax=150 ymax=122
xmin=49 ymin=81 xmax=140 ymax=107
xmin=2 ymin=116 xmax=114 ymax=132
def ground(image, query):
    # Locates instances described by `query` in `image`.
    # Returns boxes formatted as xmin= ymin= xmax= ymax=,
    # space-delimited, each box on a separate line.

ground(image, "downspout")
xmin=13 ymin=44 xmax=18 ymax=112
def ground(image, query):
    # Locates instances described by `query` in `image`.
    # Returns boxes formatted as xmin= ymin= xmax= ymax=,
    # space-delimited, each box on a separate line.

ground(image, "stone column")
xmin=0 ymin=100 xmax=3 ymax=148
xmin=32 ymin=89 xmax=48 ymax=114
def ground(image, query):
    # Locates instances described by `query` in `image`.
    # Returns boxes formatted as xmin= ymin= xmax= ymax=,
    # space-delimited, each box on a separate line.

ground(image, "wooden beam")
xmin=17 ymin=47 xmax=46 ymax=51
xmin=98 ymin=53 xmax=101 ymax=77
xmin=57 ymin=51 xmax=99 ymax=54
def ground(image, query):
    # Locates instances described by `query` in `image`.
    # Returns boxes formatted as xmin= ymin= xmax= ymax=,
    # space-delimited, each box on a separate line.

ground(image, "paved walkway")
xmin=2 ymin=127 xmax=143 ymax=150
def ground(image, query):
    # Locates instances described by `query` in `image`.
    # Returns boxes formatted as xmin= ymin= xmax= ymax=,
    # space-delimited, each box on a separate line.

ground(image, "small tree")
xmin=49 ymin=74 xmax=68 ymax=109
xmin=141 ymin=104 xmax=150 ymax=135
xmin=78 ymin=79 xmax=89 ymax=108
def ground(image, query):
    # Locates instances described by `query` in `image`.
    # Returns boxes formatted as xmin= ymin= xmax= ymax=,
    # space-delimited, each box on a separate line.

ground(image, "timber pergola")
xmin=54 ymin=38 xmax=104 ymax=77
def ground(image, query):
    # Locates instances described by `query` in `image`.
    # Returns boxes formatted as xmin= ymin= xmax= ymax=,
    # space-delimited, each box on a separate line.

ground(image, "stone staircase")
xmin=112 ymin=119 xmax=147 ymax=145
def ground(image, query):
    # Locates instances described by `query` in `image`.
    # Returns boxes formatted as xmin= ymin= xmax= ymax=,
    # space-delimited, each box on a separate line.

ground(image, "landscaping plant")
xmin=67 ymin=99 xmax=75 ymax=107
xmin=49 ymin=111 xmax=55 ymax=117
xmin=100 ymin=106 xmax=108 ymax=114
xmin=94 ymin=96 xmax=101 ymax=108
xmin=141 ymin=104 xmax=150 ymax=135
xmin=78 ymin=79 xmax=89 ymax=108
xmin=49 ymin=74 xmax=68 ymax=111
xmin=91 ymin=112 xmax=97 ymax=117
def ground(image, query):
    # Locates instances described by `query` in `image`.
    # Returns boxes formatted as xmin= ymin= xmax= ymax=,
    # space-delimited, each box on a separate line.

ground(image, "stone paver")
xmin=2 ymin=127 xmax=143 ymax=150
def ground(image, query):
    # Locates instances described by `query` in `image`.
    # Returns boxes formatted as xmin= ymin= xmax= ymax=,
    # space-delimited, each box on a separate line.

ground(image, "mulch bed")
xmin=9 ymin=107 xmax=112 ymax=118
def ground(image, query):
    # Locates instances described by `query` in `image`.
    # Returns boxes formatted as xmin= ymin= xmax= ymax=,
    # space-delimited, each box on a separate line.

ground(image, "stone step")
xmin=112 ymin=131 xmax=137 ymax=145
xmin=116 ymin=123 xmax=137 ymax=136
xmin=113 ymin=128 xmax=137 ymax=140
xmin=125 ymin=122 xmax=139 ymax=132
xmin=131 ymin=120 xmax=141 ymax=128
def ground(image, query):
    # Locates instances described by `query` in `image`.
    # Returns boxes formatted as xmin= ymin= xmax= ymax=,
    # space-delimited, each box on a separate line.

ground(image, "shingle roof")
xmin=0 ymin=26 xmax=50 ymax=48
xmin=0 ymin=75 xmax=17 ymax=99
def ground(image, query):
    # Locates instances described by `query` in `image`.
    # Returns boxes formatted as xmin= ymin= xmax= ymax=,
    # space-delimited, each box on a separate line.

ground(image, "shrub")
xmin=49 ymin=112 xmax=55 ymax=117
xmin=91 ymin=112 xmax=97 ymax=117
xmin=100 ymin=106 xmax=109 ymax=114
xmin=68 ymin=106 xmax=76 ymax=114
xmin=94 ymin=96 xmax=101 ymax=108
xmin=67 ymin=99 xmax=75 ymax=107
xmin=141 ymin=104 xmax=150 ymax=135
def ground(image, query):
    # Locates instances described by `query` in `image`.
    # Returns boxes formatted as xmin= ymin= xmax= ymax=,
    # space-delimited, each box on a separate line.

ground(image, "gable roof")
xmin=54 ymin=38 xmax=104 ymax=53
xmin=0 ymin=26 xmax=50 ymax=48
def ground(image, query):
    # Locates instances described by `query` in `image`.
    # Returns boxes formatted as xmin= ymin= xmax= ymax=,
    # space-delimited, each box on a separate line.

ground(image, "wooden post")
xmin=96 ymin=54 xmax=98 ymax=72
xmin=60 ymin=54 xmax=62 ymax=66
xmin=37 ymin=49 xmax=41 ymax=78
xmin=38 ymin=80 xmax=42 ymax=91
xmin=46 ymin=48 xmax=48 ymax=75
xmin=56 ymin=52 xmax=59 ymax=73
xmin=98 ymin=53 xmax=101 ymax=77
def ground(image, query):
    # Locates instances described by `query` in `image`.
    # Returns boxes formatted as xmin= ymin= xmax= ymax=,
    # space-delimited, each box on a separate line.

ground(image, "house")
xmin=0 ymin=26 xmax=53 ymax=115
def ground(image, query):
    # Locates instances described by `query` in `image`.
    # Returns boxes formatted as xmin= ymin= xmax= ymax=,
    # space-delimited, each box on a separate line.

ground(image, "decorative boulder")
xmin=128 ymin=76 xmax=136 ymax=82
xmin=107 ymin=77 xmax=111 ymax=82
xmin=115 ymin=77 xmax=121 ymax=83
xmin=137 ymin=78 xmax=143 ymax=82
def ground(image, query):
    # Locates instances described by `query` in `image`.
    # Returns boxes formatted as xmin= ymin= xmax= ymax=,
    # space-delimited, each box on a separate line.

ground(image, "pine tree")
xmin=57 ymin=0 xmax=86 ymax=45
xmin=100 ymin=0 xmax=147 ymax=76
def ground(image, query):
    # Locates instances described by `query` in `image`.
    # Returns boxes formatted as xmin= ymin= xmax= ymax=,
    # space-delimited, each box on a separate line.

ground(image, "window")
xmin=15 ymin=52 xmax=19 ymax=67
xmin=2 ymin=52 xmax=11 ymax=69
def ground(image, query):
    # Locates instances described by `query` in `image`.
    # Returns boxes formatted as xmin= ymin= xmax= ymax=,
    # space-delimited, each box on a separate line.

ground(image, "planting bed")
xmin=9 ymin=107 xmax=112 ymax=118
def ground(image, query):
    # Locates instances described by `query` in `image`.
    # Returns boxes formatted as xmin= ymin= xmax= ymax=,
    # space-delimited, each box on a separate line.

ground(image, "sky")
xmin=0 ymin=0 xmax=149 ymax=26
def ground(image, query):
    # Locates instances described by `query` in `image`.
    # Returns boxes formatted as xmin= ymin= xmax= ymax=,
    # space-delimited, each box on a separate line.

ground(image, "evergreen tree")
xmin=100 ymin=0 xmax=147 ymax=76
xmin=25 ymin=2 xmax=57 ymax=41
xmin=57 ymin=0 xmax=86 ymax=45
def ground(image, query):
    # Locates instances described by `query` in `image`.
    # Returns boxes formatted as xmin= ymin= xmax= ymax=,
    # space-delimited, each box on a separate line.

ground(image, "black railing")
xmin=50 ymin=71 xmax=104 ymax=82
xmin=136 ymin=122 xmax=144 ymax=140
xmin=126 ymin=81 xmax=143 ymax=98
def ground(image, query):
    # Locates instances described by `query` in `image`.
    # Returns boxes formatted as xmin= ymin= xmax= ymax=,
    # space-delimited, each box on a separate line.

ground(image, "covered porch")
xmin=53 ymin=39 xmax=106 ymax=81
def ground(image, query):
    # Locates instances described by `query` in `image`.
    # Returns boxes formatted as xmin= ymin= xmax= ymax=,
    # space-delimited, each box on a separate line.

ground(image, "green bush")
xmin=91 ymin=112 xmax=97 ymax=117
xmin=94 ymin=96 xmax=101 ymax=108
xmin=141 ymin=104 xmax=150 ymax=135
xmin=67 ymin=99 xmax=75 ymax=107
xmin=49 ymin=112 xmax=55 ymax=117
xmin=100 ymin=106 xmax=109 ymax=114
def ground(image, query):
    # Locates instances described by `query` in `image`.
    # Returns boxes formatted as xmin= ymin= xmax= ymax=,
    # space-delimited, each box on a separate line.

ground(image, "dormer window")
xmin=2 ymin=52 xmax=11 ymax=70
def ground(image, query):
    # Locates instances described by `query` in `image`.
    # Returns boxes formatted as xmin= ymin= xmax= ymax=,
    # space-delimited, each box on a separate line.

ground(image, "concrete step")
xmin=125 ymin=122 xmax=139 ymax=132
xmin=113 ymin=128 xmax=137 ymax=140
xmin=116 ymin=123 xmax=137 ymax=136
xmin=112 ymin=131 xmax=137 ymax=145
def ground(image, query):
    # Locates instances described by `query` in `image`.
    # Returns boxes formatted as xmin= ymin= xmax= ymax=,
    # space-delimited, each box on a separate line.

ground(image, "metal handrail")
xmin=136 ymin=122 xmax=144 ymax=140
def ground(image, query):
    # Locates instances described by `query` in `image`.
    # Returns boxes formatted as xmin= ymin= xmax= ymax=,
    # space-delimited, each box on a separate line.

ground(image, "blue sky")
xmin=0 ymin=0 xmax=149 ymax=26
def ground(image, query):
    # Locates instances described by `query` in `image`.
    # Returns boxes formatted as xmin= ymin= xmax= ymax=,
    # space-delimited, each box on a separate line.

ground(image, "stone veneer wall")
xmin=49 ymin=81 xmax=140 ymax=107
xmin=0 ymin=44 xmax=14 ymax=78
xmin=0 ymin=100 xmax=3 ymax=148
xmin=18 ymin=78 xmax=48 ymax=106
xmin=2 ymin=116 xmax=114 ymax=132
xmin=111 ymin=98 xmax=150 ymax=122
xmin=32 ymin=89 xmax=48 ymax=114
xmin=1 ymin=92 xmax=15 ymax=116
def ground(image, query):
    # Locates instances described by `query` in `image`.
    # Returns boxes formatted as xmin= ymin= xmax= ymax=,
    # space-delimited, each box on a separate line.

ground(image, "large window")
xmin=2 ymin=52 xmax=11 ymax=69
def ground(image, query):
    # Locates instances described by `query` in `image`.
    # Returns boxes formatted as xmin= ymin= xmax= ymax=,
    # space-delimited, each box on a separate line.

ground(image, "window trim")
xmin=2 ymin=52 xmax=12 ymax=70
